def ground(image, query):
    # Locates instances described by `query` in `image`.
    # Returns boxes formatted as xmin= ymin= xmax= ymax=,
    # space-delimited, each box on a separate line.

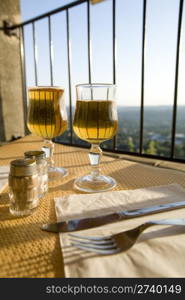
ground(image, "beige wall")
xmin=0 ymin=0 xmax=25 ymax=141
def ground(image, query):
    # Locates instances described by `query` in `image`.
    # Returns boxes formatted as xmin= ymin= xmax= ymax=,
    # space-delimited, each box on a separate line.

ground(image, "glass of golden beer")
xmin=73 ymin=83 xmax=118 ymax=192
xmin=27 ymin=86 xmax=68 ymax=179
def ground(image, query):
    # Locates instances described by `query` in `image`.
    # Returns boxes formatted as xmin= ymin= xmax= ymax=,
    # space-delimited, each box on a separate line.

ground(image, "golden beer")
xmin=73 ymin=100 xmax=118 ymax=144
xmin=27 ymin=87 xmax=67 ymax=139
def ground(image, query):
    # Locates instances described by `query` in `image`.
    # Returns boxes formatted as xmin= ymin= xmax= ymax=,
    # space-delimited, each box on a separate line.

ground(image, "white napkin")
xmin=54 ymin=184 xmax=185 ymax=278
xmin=0 ymin=166 xmax=9 ymax=193
xmin=55 ymin=183 xmax=185 ymax=222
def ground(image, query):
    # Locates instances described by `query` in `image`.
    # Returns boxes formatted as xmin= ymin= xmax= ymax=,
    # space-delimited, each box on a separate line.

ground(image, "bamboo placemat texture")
xmin=0 ymin=135 xmax=185 ymax=278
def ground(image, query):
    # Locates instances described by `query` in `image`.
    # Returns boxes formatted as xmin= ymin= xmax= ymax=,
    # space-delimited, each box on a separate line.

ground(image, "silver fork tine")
xmin=71 ymin=243 xmax=121 ymax=255
xmin=69 ymin=233 xmax=111 ymax=241
xmin=70 ymin=238 xmax=117 ymax=249
xmin=70 ymin=236 xmax=114 ymax=245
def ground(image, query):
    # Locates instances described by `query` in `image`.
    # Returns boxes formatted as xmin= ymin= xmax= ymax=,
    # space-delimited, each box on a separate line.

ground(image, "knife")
xmin=41 ymin=200 xmax=185 ymax=233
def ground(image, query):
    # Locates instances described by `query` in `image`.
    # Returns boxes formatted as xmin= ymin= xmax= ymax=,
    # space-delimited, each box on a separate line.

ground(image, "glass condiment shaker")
xmin=9 ymin=159 xmax=39 ymax=217
xmin=24 ymin=150 xmax=48 ymax=198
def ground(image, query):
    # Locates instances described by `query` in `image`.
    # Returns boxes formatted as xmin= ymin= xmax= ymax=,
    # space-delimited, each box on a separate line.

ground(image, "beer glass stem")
xmin=88 ymin=144 xmax=102 ymax=178
xmin=43 ymin=139 xmax=54 ymax=168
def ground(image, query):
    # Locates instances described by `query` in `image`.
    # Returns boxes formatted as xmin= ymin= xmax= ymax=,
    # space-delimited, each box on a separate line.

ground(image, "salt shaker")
xmin=24 ymin=150 xmax=48 ymax=198
xmin=9 ymin=159 xmax=39 ymax=217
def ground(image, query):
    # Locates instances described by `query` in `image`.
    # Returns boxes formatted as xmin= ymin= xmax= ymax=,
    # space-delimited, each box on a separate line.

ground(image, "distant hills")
xmin=55 ymin=105 xmax=185 ymax=159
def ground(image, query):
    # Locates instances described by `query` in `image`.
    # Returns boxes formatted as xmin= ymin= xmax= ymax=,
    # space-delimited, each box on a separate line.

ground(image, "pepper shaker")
xmin=24 ymin=150 xmax=48 ymax=198
xmin=9 ymin=159 xmax=39 ymax=217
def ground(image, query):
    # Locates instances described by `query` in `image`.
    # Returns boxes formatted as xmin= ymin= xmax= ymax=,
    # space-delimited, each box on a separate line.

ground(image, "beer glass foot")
xmin=74 ymin=174 xmax=117 ymax=193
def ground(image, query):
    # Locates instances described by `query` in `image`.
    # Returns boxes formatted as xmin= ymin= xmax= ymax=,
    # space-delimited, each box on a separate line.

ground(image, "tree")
xmin=128 ymin=137 xmax=135 ymax=152
xmin=146 ymin=140 xmax=157 ymax=155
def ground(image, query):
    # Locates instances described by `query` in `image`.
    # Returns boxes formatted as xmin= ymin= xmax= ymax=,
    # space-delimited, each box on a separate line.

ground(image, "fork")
xmin=69 ymin=218 xmax=185 ymax=255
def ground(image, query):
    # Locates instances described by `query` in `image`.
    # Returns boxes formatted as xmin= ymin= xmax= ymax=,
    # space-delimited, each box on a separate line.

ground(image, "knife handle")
xmin=119 ymin=201 xmax=185 ymax=217
xmin=147 ymin=218 xmax=185 ymax=226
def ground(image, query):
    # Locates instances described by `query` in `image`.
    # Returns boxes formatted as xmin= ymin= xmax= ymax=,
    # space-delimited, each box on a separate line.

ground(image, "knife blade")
xmin=41 ymin=200 xmax=185 ymax=233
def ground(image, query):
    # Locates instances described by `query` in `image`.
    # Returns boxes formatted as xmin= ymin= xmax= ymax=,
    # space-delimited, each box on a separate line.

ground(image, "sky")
xmin=20 ymin=0 xmax=185 ymax=107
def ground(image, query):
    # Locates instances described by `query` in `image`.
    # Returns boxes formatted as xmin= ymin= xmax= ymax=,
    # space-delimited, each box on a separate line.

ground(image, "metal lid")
xmin=24 ymin=150 xmax=46 ymax=160
xmin=10 ymin=159 xmax=37 ymax=177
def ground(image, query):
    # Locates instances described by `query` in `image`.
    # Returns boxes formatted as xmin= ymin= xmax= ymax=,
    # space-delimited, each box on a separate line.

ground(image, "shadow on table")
xmin=56 ymin=158 xmax=123 ymax=170
xmin=0 ymin=202 xmax=64 ymax=278
xmin=0 ymin=249 xmax=64 ymax=278
xmin=12 ymin=139 xmax=43 ymax=144
xmin=49 ymin=179 xmax=75 ymax=193
xmin=0 ymin=202 xmax=64 ymax=277
xmin=54 ymin=149 xmax=87 ymax=155
xmin=60 ymin=163 xmax=89 ymax=169
xmin=64 ymin=246 xmax=97 ymax=267
xmin=0 ymin=156 xmax=22 ymax=161
xmin=62 ymin=159 xmax=121 ymax=169
xmin=0 ymin=220 xmax=49 ymax=249
xmin=107 ymin=163 xmax=172 ymax=189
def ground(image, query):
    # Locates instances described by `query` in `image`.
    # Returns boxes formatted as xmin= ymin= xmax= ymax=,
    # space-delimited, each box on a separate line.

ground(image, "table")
xmin=0 ymin=135 xmax=185 ymax=277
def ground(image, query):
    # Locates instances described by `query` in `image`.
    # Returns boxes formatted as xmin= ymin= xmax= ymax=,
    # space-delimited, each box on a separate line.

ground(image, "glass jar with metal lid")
xmin=24 ymin=150 xmax=48 ymax=198
xmin=9 ymin=159 xmax=39 ymax=216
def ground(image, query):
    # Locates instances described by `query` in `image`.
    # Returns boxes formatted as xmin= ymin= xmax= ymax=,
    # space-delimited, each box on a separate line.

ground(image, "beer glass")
xmin=73 ymin=83 xmax=118 ymax=192
xmin=27 ymin=86 xmax=68 ymax=179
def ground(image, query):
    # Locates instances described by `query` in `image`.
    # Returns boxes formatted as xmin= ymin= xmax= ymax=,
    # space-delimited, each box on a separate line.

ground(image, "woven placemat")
xmin=0 ymin=135 xmax=185 ymax=277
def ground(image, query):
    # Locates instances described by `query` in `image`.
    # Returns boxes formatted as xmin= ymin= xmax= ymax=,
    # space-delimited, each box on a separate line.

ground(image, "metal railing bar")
xmin=112 ymin=0 xmax=116 ymax=85
xmin=87 ymin=0 xmax=92 ymax=84
xmin=19 ymin=27 xmax=29 ymax=135
xmin=171 ymin=0 xmax=184 ymax=158
xmin=139 ymin=0 xmax=147 ymax=154
xmin=6 ymin=0 xmax=88 ymax=30
xmin=66 ymin=9 xmax=73 ymax=145
xmin=32 ymin=22 xmax=38 ymax=85
xmin=48 ymin=16 xmax=54 ymax=86
xmin=112 ymin=0 xmax=117 ymax=150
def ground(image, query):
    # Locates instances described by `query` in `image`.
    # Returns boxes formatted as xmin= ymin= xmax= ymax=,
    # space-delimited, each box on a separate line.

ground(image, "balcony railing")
xmin=2 ymin=0 xmax=185 ymax=163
